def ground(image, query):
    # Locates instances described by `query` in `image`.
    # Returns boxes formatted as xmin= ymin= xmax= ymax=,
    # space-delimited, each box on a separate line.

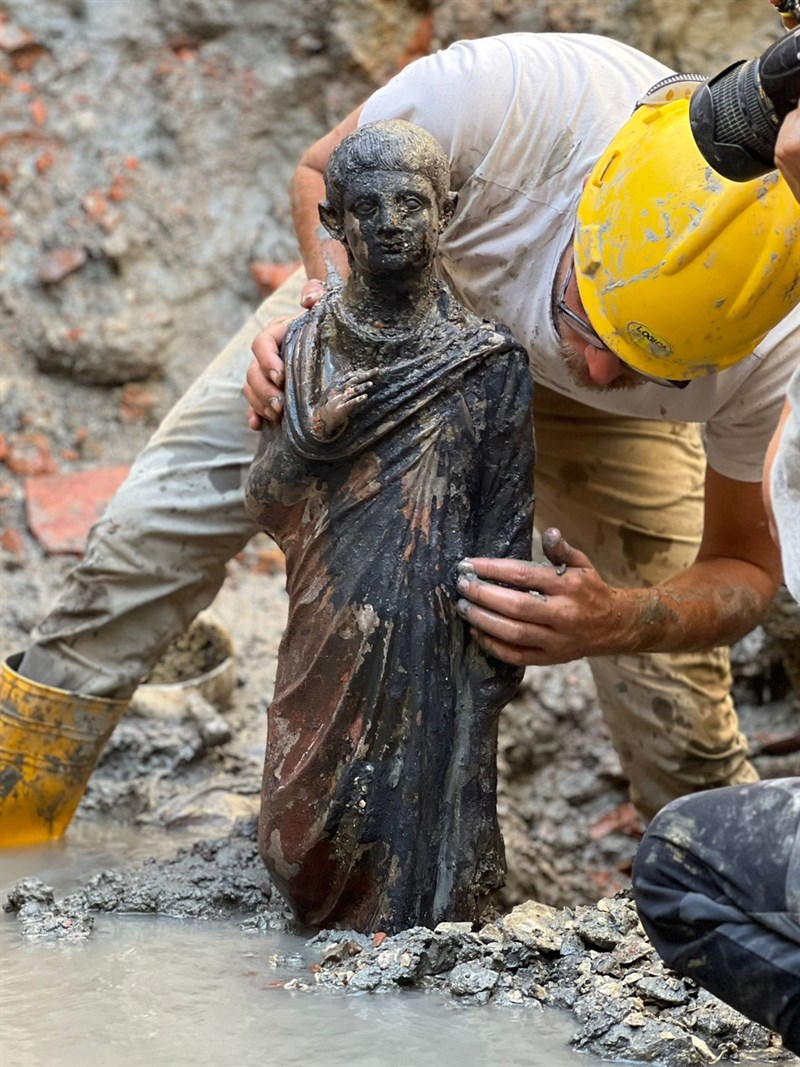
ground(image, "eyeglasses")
xmin=556 ymin=260 xmax=689 ymax=390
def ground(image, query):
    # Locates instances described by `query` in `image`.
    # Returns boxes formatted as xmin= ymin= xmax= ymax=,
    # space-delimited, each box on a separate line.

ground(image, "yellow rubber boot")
xmin=0 ymin=654 xmax=128 ymax=847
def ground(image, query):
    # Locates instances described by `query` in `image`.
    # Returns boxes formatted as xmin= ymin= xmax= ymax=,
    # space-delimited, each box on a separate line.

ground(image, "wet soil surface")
xmin=4 ymin=814 xmax=793 ymax=1067
xmin=3 ymin=538 xmax=799 ymax=1065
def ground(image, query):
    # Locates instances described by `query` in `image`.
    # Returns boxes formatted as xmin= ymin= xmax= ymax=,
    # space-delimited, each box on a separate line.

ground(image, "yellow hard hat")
xmin=575 ymin=96 xmax=800 ymax=381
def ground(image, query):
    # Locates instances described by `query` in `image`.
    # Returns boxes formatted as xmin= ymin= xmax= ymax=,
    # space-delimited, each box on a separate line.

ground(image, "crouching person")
xmin=632 ymin=779 xmax=800 ymax=1052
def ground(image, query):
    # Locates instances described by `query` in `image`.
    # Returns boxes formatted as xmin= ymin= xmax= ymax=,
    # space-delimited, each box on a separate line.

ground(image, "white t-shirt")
xmin=771 ymin=366 xmax=800 ymax=601
xmin=360 ymin=33 xmax=799 ymax=482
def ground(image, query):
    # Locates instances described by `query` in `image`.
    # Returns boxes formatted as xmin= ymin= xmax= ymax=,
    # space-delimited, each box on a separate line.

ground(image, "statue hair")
xmin=323 ymin=119 xmax=451 ymax=220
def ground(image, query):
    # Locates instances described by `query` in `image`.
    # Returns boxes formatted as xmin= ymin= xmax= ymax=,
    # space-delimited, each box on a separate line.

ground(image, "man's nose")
xmin=584 ymin=344 xmax=627 ymax=385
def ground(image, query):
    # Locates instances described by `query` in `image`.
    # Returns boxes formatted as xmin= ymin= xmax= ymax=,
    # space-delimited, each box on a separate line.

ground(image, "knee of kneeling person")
xmin=632 ymin=800 xmax=703 ymax=958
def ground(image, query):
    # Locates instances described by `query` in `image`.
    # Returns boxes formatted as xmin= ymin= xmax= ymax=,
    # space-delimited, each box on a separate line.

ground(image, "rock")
xmin=612 ymin=934 xmax=654 ymax=966
xmin=575 ymin=907 xmax=625 ymax=950
xmin=24 ymin=465 xmax=130 ymax=554
xmin=4 ymin=876 xmax=55 ymax=912
xmin=15 ymin=899 xmax=94 ymax=941
xmin=38 ymin=301 xmax=174 ymax=384
xmin=498 ymin=899 xmax=571 ymax=953
xmin=321 ymin=939 xmax=363 ymax=964
xmin=635 ymin=974 xmax=690 ymax=1007
xmin=448 ymin=962 xmax=499 ymax=997
xmin=36 ymin=247 xmax=88 ymax=284
xmin=434 ymin=921 xmax=474 ymax=936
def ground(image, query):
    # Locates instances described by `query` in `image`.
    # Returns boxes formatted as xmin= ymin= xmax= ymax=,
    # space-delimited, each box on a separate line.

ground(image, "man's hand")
xmin=244 ymin=278 xmax=326 ymax=430
xmin=770 ymin=0 xmax=799 ymax=28
xmin=776 ymin=103 xmax=800 ymax=203
xmin=455 ymin=528 xmax=632 ymax=666
xmin=457 ymin=467 xmax=782 ymax=667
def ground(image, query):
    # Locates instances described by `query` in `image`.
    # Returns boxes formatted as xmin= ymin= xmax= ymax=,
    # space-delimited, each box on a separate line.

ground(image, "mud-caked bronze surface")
xmin=245 ymin=120 xmax=535 ymax=934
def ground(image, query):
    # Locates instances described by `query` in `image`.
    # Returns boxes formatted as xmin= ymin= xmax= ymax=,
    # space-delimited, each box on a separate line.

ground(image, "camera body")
xmin=689 ymin=27 xmax=800 ymax=181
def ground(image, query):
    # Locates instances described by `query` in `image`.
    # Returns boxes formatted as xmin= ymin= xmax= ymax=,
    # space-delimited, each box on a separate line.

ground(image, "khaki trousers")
xmin=21 ymin=270 xmax=757 ymax=820
xmin=533 ymin=385 xmax=757 ymax=820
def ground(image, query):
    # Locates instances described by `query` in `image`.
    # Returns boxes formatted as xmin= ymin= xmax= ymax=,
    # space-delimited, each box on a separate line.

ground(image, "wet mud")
xmin=4 ymin=815 xmax=793 ymax=1066
xmin=4 ymin=548 xmax=796 ymax=1066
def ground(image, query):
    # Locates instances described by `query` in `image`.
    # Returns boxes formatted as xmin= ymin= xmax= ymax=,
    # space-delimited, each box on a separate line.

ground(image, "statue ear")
xmin=439 ymin=191 xmax=457 ymax=230
xmin=319 ymin=201 xmax=344 ymax=242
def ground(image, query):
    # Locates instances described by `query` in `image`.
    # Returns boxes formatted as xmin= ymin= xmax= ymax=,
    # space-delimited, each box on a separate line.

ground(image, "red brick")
xmin=25 ymin=465 xmax=130 ymax=554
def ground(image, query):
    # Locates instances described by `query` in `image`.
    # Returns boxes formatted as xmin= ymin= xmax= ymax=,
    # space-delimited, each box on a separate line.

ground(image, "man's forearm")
xmin=289 ymin=106 xmax=363 ymax=284
xmin=290 ymin=163 xmax=349 ymax=282
xmin=617 ymin=558 xmax=780 ymax=654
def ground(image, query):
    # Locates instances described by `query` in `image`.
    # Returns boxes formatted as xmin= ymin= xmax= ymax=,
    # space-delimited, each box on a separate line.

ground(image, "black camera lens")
xmin=689 ymin=29 xmax=800 ymax=181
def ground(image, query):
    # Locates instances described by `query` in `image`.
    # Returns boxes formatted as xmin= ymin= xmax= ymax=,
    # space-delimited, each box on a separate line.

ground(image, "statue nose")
xmin=377 ymin=204 xmax=403 ymax=231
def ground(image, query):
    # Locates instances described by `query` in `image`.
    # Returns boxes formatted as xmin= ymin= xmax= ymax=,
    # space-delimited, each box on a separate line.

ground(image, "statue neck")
xmin=340 ymin=268 xmax=440 ymax=332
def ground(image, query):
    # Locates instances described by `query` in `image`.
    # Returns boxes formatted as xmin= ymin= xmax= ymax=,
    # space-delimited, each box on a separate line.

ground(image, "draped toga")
xmin=245 ymin=281 xmax=535 ymax=933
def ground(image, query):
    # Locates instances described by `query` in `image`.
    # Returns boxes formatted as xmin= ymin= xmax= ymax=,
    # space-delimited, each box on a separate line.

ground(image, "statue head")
xmin=320 ymin=119 xmax=457 ymax=277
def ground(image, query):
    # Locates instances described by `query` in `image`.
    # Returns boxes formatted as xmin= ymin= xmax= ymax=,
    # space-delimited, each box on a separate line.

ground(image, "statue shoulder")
xmin=437 ymin=282 xmax=527 ymax=360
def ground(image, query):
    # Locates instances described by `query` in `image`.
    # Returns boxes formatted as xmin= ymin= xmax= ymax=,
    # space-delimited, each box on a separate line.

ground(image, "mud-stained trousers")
xmin=19 ymin=268 xmax=757 ymax=821
xmin=632 ymin=779 xmax=800 ymax=1054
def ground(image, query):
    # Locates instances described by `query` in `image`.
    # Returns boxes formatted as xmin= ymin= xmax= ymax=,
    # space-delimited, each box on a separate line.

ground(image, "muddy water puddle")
xmin=2 ymin=822 xmax=612 ymax=1067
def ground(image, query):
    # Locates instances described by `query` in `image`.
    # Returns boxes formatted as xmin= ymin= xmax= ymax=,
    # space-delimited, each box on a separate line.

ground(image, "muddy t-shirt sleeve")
xmin=359 ymin=37 xmax=518 ymax=190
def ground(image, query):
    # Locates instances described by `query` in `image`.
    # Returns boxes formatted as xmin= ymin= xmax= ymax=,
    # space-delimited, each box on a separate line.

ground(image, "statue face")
xmin=341 ymin=169 xmax=441 ymax=277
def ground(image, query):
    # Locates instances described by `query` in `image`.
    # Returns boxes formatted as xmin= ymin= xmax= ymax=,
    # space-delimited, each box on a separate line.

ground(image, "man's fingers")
xmin=468 ymin=629 xmax=549 ymax=667
xmin=460 ymin=556 xmax=562 ymax=591
xmin=456 ymin=571 xmax=553 ymax=622
xmin=251 ymin=320 xmax=289 ymax=382
xmin=455 ymin=596 xmax=551 ymax=648
xmin=300 ymin=278 xmax=325 ymax=308
xmin=244 ymin=364 xmax=283 ymax=423
xmin=246 ymin=316 xmax=293 ymax=421
xmin=542 ymin=527 xmax=572 ymax=567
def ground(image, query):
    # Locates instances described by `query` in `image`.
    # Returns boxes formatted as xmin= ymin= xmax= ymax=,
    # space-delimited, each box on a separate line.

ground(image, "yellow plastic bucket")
xmin=0 ymin=654 xmax=127 ymax=847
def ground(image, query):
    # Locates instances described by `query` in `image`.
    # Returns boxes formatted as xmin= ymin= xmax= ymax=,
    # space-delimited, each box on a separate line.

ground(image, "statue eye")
xmin=351 ymin=199 xmax=376 ymax=219
xmin=403 ymin=196 xmax=423 ymax=210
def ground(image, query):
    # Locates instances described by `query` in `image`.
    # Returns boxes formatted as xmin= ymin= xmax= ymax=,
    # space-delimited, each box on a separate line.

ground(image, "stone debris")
xmin=309 ymin=895 xmax=786 ymax=1066
xmin=5 ymin=877 xmax=93 ymax=941
xmin=4 ymin=822 xmax=794 ymax=1065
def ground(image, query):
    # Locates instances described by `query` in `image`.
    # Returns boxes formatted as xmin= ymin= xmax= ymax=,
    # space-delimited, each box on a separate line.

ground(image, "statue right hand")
xmin=311 ymin=369 xmax=374 ymax=440
xmin=244 ymin=278 xmax=326 ymax=429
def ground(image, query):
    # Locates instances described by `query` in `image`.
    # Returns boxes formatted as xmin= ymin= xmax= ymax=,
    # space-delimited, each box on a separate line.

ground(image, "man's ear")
xmin=319 ymin=201 xmax=344 ymax=242
xmin=439 ymin=191 xmax=457 ymax=230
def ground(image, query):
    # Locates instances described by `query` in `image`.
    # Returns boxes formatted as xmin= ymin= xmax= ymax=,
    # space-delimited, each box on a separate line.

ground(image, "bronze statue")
xmin=245 ymin=119 xmax=535 ymax=934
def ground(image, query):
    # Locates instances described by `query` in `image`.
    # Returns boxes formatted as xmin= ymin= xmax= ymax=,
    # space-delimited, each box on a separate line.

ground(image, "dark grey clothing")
xmin=632 ymin=779 xmax=800 ymax=1054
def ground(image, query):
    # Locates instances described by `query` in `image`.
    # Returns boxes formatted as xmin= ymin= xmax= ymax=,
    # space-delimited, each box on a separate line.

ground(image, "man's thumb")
xmin=542 ymin=527 xmax=574 ymax=568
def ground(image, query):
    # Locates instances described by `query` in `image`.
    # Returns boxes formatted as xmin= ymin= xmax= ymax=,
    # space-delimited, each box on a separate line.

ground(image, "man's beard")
xmin=559 ymin=342 xmax=644 ymax=393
